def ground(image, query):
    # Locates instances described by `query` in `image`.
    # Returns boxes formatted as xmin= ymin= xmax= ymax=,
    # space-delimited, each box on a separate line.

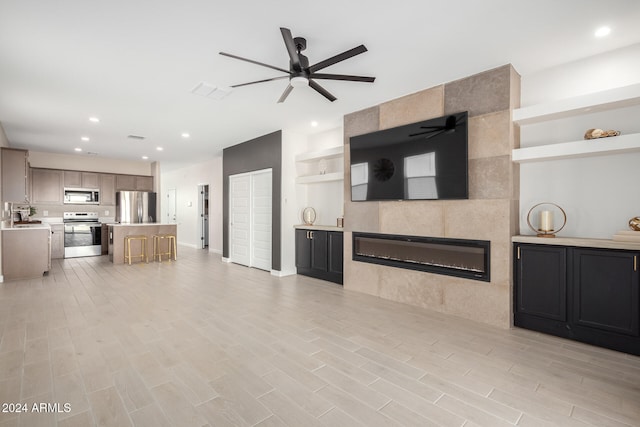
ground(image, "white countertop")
xmin=512 ymin=235 xmax=640 ymax=251
xmin=1 ymin=223 xmax=51 ymax=231
xmin=294 ymin=224 xmax=344 ymax=232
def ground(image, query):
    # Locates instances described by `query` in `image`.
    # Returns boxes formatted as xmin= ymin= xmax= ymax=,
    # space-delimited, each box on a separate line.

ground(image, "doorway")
xmin=229 ymin=169 xmax=272 ymax=271
xmin=198 ymin=184 xmax=209 ymax=249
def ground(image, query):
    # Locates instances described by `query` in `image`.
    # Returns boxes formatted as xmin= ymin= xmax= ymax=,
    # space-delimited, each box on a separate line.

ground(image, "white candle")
xmin=539 ymin=210 xmax=553 ymax=232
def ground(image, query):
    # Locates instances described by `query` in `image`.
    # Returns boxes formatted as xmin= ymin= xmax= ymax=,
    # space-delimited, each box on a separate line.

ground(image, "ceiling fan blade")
xmin=277 ymin=84 xmax=294 ymax=103
xmin=309 ymin=80 xmax=337 ymax=102
xmin=231 ymin=76 xmax=290 ymax=88
xmin=280 ymin=27 xmax=302 ymax=72
xmin=310 ymin=73 xmax=375 ymax=83
xmin=308 ymin=45 xmax=368 ymax=73
xmin=219 ymin=52 xmax=291 ymax=74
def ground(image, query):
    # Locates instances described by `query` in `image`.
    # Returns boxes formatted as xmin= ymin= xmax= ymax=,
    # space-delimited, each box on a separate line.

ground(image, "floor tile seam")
xmin=435 ymin=392 xmax=522 ymax=426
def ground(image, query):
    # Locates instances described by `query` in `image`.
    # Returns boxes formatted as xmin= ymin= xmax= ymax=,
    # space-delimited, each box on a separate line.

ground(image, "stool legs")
xmin=152 ymin=234 xmax=177 ymax=262
xmin=124 ymin=235 xmax=148 ymax=264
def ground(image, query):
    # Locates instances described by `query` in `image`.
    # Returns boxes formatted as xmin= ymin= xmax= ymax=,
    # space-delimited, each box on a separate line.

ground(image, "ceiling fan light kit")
xmin=219 ymin=27 xmax=375 ymax=103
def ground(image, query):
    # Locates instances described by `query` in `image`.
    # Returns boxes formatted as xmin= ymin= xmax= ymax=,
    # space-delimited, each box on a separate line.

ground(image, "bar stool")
xmin=124 ymin=235 xmax=148 ymax=265
xmin=152 ymin=234 xmax=177 ymax=262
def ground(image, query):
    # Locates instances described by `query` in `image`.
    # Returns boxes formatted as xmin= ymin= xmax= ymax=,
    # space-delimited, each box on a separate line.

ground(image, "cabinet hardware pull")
xmin=517 ymin=247 xmax=521 ymax=260
xmin=310 ymin=231 xmax=314 ymax=239
xmin=306 ymin=231 xmax=309 ymax=239
xmin=634 ymin=255 xmax=637 ymax=272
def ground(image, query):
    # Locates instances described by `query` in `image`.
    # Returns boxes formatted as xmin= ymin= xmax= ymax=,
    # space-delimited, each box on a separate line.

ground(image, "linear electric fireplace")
xmin=353 ymin=232 xmax=490 ymax=282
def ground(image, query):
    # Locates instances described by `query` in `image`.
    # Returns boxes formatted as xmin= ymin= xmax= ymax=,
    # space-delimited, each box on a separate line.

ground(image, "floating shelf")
xmin=512 ymin=132 xmax=640 ymax=163
xmin=295 ymin=172 xmax=343 ymax=184
xmin=513 ymin=83 xmax=640 ymax=125
xmin=295 ymin=146 xmax=344 ymax=163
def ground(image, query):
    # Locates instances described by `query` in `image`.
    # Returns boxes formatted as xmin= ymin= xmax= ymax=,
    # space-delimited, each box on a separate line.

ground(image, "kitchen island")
xmin=1 ymin=223 xmax=51 ymax=281
xmin=108 ymin=223 xmax=177 ymax=264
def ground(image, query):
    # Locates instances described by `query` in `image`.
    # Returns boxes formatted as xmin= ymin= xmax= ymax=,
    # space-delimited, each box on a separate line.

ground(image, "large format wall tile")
xmin=344 ymin=201 xmax=380 ymax=233
xmin=378 ymin=268 xmax=445 ymax=310
xmin=443 ymin=199 xmax=512 ymax=242
xmin=344 ymin=106 xmax=380 ymax=139
xmin=468 ymin=155 xmax=513 ymax=200
xmin=379 ymin=86 xmax=444 ymax=130
xmin=443 ymin=280 xmax=511 ymax=328
xmin=378 ymin=201 xmax=445 ymax=237
xmin=468 ymin=111 xmax=513 ymax=159
xmin=444 ymin=65 xmax=512 ymax=117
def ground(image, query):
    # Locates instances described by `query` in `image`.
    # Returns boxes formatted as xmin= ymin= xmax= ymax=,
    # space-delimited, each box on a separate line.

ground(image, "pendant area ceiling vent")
xmin=191 ymin=82 xmax=232 ymax=100
xmin=127 ymin=135 xmax=146 ymax=140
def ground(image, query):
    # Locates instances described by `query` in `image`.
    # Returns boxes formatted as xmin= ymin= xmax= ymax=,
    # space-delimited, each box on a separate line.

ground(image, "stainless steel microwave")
xmin=63 ymin=188 xmax=100 ymax=204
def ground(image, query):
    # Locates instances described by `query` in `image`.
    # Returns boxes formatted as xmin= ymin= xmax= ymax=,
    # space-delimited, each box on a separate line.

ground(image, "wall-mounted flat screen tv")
xmin=349 ymin=111 xmax=468 ymax=201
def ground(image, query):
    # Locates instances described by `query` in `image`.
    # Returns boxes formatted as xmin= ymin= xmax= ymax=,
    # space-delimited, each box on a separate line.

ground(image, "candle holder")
xmin=526 ymin=202 xmax=567 ymax=238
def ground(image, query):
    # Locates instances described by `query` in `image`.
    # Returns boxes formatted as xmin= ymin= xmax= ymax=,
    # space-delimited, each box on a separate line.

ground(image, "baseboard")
xmin=271 ymin=269 xmax=296 ymax=277
xmin=0 ymin=275 xmax=3 ymax=283
xmin=178 ymin=242 xmax=198 ymax=249
xmin=221 ymin=257 xmax=231 ymax=263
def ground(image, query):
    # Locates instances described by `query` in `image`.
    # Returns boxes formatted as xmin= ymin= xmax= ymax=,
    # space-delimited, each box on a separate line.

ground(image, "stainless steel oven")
xmin=63 ymin=212 xmax=102 ymax=258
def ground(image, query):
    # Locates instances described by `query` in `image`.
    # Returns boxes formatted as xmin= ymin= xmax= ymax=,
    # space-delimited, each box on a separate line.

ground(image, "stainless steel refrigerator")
xmin=115 ymin=191 xmax=157 ymax=223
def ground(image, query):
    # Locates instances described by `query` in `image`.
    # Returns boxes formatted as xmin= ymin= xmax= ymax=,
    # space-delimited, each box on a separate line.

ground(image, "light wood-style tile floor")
xmin=1 ymin=247 xmax=639 ymax=426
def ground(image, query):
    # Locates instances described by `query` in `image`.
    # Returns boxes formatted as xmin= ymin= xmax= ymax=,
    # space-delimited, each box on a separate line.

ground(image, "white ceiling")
xmin=1 ymin=0 xmax=640 ymax=170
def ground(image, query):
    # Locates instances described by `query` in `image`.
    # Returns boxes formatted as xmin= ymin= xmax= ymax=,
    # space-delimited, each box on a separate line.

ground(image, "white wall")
xmin=0 ymin=122 xmax=9 ymax=147
xmin=520 ymin=42 xmax=640 ymax=239
xmin=160 ymin=156 xmax=223 ymax=252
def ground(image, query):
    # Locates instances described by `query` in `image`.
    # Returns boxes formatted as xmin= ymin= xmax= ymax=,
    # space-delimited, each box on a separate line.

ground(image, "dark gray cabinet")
xmin=296 ymin=229 xmax=343 ymax=285
xmin=514 ymin=243 xmax=640 ymax=355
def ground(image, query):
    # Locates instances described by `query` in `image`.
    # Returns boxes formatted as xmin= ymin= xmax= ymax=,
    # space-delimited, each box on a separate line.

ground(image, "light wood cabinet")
xmin=1 ymin=148 xmax=29 ymax=203
xmin=100 ymin=174 xmax=116 ymax=205
xmin=64 ymin=171 xmax=99 ymax=188
xmin=50 ymin=224 xmax=64 ymax=259
xmin=31 ymin=168 xmax=63 ymax=204
xmin=116 ymin=175 xmax=135 ymax=190
xmin=1 ymin=228 xmax=50 ymax=280
xmin=135 ymin=176 xmax=153 ymax=191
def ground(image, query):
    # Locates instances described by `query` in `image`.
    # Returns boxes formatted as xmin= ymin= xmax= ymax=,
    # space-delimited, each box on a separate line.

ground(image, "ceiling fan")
xmin=219 ymin=27 xmax=375 ymax=103
xmin=408 ymin=113 xmax=467 ymax=138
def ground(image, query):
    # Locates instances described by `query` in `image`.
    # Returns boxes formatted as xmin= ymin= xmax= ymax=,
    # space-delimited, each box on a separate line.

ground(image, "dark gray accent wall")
xmin=222 ymin=130 xmax=282 ymax=270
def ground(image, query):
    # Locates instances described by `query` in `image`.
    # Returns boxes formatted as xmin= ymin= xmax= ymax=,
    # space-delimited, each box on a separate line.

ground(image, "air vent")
xmin=86 ymin=151 xmax=99 ymax=156
xmin=127 ymin=135 xmax=146 ymax=140
xmin=191 ymin=81 xmax=232 ymax=100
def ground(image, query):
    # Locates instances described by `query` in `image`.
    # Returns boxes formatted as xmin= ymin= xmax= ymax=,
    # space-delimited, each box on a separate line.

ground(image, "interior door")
xmin=166 ymin=189 xmax=177 ymax=223
xmin=229 ymin=174 xmax=251 ymax=266
xmin=250 ymin=170 xmax=272 ymax=271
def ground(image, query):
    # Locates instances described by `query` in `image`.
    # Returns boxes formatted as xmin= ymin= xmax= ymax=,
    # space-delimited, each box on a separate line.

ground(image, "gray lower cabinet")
xmin=1 ymin=229 xmax=50 ymax=280
xmin=514 ymin=243 xmax=640 ymax=356
xmin=295 ymin=229 xmax=343 ymax=285
xmin=50 ymin=224 xmax=64 ymax=259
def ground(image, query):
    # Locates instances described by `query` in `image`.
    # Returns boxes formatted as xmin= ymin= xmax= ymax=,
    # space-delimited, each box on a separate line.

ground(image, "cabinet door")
xmin=1 ymin=148 xmax=29 ymax=202
xmin=573 ymin=249 xmax=639 ymax=336
xmin=328 ymin=232 xmax=343 ymax=275
xmin=116 ymin=175 xmax=135 ymax=190
xmin=310 ymin=230 xmax=328 ymax=271
xmin=50 ymin=224 xmax=64 ymax=259
xmin=295 ymin=229 xmax=311 ymax=269
xmin=31 ymin=169 xmax=63 ymax=204
xmin=100 ymin=174 xmax=116 ymax=206
xmin=135 ymin=176 xmax=153 ymax=191
xmin=82 ymin=172 xmax=99 ymax=188
xmin=515 ymin=244 xmax=567 ymax=321
xmin=63 ymin=171 xmax=82 ymax=187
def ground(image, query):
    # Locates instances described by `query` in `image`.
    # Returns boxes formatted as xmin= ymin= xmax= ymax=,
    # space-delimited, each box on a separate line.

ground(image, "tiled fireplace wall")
xmin=343 ymin=65 xmax=520 ymax=328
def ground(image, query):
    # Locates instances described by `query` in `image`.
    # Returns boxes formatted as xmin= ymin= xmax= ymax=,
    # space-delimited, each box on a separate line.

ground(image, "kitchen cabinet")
xmin=30 ymin=168 xmax=63 ymax=205
xmin=50 ymin=223 xmax=64 ymax=259
xmin=135 ymin=176 xmax=153 ymax=191
xmin=514 ymin=242 xmax=640 ymax=355
xmin=1 ymin=148 xmax=29 ymax=203
xmin=295 ymin=228 xmax=343 ymax=285
xmin=1 ymin=228 xmax=50 ymax=280
xmin=116 ymin=175 xmax=135 ymax=190
xmin=100 ymin=174 xmax=116 ymax=205
xmin=64 ymin=171 xmax=99 ymax=188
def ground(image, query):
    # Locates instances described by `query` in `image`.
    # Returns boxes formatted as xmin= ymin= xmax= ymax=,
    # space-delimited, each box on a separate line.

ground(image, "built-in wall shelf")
xmin=295 ymin=146 xmax=344 ymax=163
xmin=295 ymin=172 xmax=343 ymax=184
xmin=513 ymin=83 xmax=640 ymax=125
xmin=295 ymin=146 xmax=344 ymax=184
xmin=512 ymin=132 xmax=640 ymax=163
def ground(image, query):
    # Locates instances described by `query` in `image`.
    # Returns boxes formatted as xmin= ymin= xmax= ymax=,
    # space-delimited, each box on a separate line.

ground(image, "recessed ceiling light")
xmin=310 ymin=121 xmax=318 ymax=127
xmin=74 ymin=147 xmax=82 ymax=152
xmin=89 ymin=116 xmax=100 ymax=123
xmin=156 ymin=147 xmax=163 ymax=151
xmin=81 ymin=136 xmax=90 ymax=142
xmin=142 ymin=155 xmax=149 ymax=160
xmin=181 ymin=132 xmax=190 ymax=138
xmin=595 ymin=26 xmax=611 ymax=38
